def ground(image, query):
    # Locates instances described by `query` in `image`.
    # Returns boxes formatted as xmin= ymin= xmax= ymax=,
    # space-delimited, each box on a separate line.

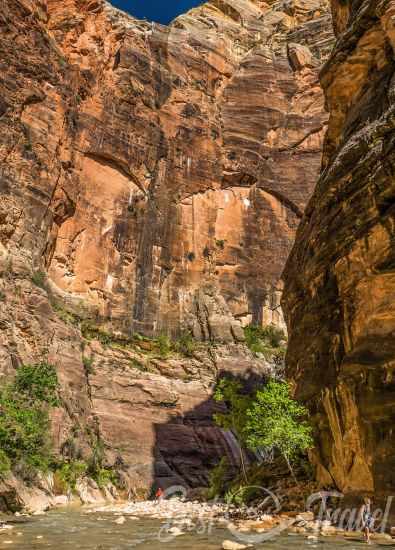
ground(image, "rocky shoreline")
xmin=86 ymin=498 xmax=395 ymax=547
xmin=1 ymin=496 xmax=394 ymax=547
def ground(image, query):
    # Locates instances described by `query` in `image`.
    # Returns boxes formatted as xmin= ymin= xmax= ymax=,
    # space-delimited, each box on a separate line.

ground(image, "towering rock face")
xmin=12 ymin=0 xmax=331 ymax=341
xmin=0 ymin=0 xmax=332 ymax=495
xmin=283 ymin=0 xmax=395 ymax=498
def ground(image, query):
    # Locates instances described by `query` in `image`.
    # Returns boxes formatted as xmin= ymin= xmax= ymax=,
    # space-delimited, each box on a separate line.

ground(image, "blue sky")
xmin=110 ymin=0 xmax=203 ymax=24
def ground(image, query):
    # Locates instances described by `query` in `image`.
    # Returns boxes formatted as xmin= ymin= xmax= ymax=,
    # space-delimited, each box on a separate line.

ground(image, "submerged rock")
xmin=222 ymin=540 xmax=250 ymax=550
xmin=114 ymin=516 xmax=126 ymax=525
xmin=167 ymin=526 xmax=184 ymax=537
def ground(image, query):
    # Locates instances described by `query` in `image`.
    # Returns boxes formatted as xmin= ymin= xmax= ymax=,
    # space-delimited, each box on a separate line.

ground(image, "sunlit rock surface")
xmin=0 ymin=0 xmax=332 ymax=494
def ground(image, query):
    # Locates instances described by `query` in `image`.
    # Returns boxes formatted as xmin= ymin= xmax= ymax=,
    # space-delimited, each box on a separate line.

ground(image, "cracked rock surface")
xmin=0 ymin=0 xmax=333 ymax=496
xmin=283 ymin=0 xmax=395 ymax=502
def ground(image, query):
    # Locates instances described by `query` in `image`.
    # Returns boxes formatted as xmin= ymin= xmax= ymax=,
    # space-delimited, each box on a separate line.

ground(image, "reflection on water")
xmin=5 ymin=508 xmax=392 ymax=549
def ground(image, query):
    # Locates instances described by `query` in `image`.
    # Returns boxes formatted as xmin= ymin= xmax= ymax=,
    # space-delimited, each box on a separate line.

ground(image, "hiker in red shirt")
xmin=155 ymin=487 xmax=164 ymax=500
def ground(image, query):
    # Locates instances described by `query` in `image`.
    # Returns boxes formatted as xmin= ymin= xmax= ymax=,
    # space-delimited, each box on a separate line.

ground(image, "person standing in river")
xmin=361 ymin=497 xmax=374 ymax=544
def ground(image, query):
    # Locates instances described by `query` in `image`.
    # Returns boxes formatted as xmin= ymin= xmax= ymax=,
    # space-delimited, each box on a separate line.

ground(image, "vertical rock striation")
xmin=36 ymin=0 xmax=332 ymax=340
xmin=283 ymin=0 xmax=395 ymax=498
xmin=0 ymin=0 xmax=333 ymax=495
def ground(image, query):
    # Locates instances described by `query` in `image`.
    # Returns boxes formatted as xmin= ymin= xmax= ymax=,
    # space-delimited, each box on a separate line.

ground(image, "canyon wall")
xmin=30 ymin=0 xmax=331 ymax=341
xmin=0 ymin=0 xmax=332 ymax=498
xmin=283 ymin=0 xmax=395 ymax=498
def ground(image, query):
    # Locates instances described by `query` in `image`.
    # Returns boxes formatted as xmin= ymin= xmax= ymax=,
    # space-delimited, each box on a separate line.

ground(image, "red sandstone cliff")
xmin=0 ymin=0 xmax=332 ymax=500
xmin=283 ymin=0 xmax=395 ymax=500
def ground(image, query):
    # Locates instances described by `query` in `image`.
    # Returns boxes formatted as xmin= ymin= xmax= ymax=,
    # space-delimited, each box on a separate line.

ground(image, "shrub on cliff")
xmin=54 ymin=461 xmax=88 ymax=492
xmin=244 ymin=324 xmax=287 ymax=361
xmin=0 ymin=362 xmax=59 ymax=476
xmin=174 ymin=331 xmax=197 ymax=357
xmin=156 ymin=334 xmax=172 ymax=358
xmin=14 ymin=362 xmax=60 ymax=406
xmin=0 ymin=450 xmax=11 ymax=476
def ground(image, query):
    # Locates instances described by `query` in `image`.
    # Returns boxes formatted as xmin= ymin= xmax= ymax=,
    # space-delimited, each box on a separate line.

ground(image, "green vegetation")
xmin=85 ymin=439 xmax=118 ymax=489
xmin=213 ymin=378 xmax=251 ymax=481
xmin=0 ymin=450 xmax=11 ymax=476
xmin=82 ymin=356 xmax=94 ymax=375
xmin=54 ymin=439 xmax=118 ymax=492
xmin=80 ymin=320 xmax=120 ymax=347
xmin=52 ymin=300 xmax=199 ymax=361
xmin=130 ymin=358 xmax=148 ymax=372
xmin=208 ymin=456 xmax=229 ymax=500
xmin=174 ymin=331 xmax=197 ymax=357
xmin=0 ymin=362 xmax=118 ymax=491
xmin=0 ymin=290 xmax=5 ymax=301
xmin=224 ymin=485 xmax=264 ymax=506
xmin=0 ymin=362 xmax=59 ymax=476
xmin=244 ymin=324 xmax=287 ymax=362
xmin=14 ymin=362 xmax=60 ymax=406
xmin=212 ymin=377 xmax=313 ymax=492
xmin=92 ymin=466 xmax=117 ymax=488
xmin=147 ymin=330 xmax=198 ymax=359
xmin=31 ymin=270 xmax=46 ymax=289
xmin=55 ymin=461 xmax=87 ymax=491
xmin=215 ymin=239 xmax=226 ymax=250
xmin=246 ymin=380 xmax=313 ymax=482
xmin=52 ymin=303 xmax=81 ymax=326
xmin=156 ymin=334 xmax=172 ymax=359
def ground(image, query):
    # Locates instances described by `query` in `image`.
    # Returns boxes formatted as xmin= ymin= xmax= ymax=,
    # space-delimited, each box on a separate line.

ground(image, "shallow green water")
xmin=3 ymin=509 xmax=394 ymax=549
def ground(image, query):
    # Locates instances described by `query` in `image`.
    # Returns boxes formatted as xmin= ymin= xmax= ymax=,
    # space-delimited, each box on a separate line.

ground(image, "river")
xmin=5 ymin=508 xmax=394 ymax=549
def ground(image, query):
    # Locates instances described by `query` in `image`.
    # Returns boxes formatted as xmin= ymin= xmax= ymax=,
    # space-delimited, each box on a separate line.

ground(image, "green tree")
xmin=245 ymin=381 xmax=313 ymax=484
xmin=213 ymin=378 xmax=252 ymax=482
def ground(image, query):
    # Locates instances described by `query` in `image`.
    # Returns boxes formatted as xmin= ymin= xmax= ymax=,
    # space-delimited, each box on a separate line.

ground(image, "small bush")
xmin=92 ymin=467 xmax=117 ymax=488
xmin=0 ymin=391 xmax=52 ymax=471
xmin=208 ymin=457 xmax=229 ymax=499
xmin=225 ymin=485 xmax=262 ymax=506
xmin=156 ymin=334 xmax=172 ymax=358
xmin=52 ymin=303 xmax=80 ymax=326
xmin=175 ymin=331 xmax=197 ymax=357
xmin=0 ymin=362 xmax=59 ymax=475
xmin=56 ymin=461 xmax=88 ymax=491
xmin=31 ymin=271 xmax=46 ymax=289
xmin=82 ymin=356 xmax=94 ymax=375
xmin=244 ymin=324 xmax=286 ymax=359
xmin=260 ymin=324 xmax=286 ymax=348
xmin=130 ymin=358 xmax=147 ymax=372
xmin=0 ymin=450 xmax=11 ymax=477
xmin=80 ymin=321 xmax=127 ymax=348
xmin=14 ymin=362 xmax=59 ymax=406
xmin=0 ymin=291 xmax=5 ymax=302
xmin=87 ymin=439 xmax=118 ymax=488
